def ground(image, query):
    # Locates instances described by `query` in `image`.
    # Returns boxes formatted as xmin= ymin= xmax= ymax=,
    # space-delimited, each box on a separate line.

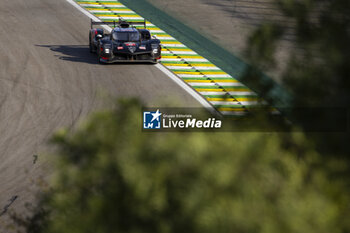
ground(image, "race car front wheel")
xmin=97 ymin=54 xmax=103 ymax=64
xmin=97 ymin=53 xmax=107 ymax=64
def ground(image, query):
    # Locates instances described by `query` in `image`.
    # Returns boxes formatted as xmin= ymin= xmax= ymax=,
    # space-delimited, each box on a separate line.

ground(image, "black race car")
xmin=89 ymin=19 xmax=162 ymax=64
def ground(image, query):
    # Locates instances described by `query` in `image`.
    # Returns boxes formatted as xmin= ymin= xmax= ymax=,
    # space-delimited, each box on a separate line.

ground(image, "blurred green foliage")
xmin=244 ymin=0 xmax=350 ymax=164
xmin=10 ymin=99 xmax=350 ymax=233
xmin=246 ymin=0 xmax=350 ymax=105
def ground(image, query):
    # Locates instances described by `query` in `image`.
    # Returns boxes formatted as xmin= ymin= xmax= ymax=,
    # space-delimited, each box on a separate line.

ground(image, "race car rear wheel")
xmin=89 ymin=43 xmax=93 ymax=53
xmin=89 ymin=36 xmax=94 ymax=53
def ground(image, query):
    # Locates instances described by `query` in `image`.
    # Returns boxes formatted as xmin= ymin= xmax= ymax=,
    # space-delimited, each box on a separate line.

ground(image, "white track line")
xmin=178 ymin=74 xmax=231 ymax=78
xmin=90 ymin=10 xmax=136 ymax=13
xmin=149 ymin=30 xmax=165 ymax=33
xmin=65 ymin=0 xmax=220 ymax=117
xmin=165 ymin=66 xmax=220 ymax=70
xmin=99 ymin=16 xmax=144 ymax=20
xmin=211 ymin=101 xmax=259 ymax=105
xmin=159 ymin=44 xmax=186 ymax=47
xmin=188 ymin=82 xmax=243 ymax=87
xmin=80 ymin=4 xmax=126 ymax=8
xmin=161 ymin=51 xmax=198 ymax=55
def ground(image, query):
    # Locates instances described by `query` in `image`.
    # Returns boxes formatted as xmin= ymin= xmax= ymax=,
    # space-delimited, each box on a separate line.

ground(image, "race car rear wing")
xmin=90 ymin=18 xmax=147 ymax=29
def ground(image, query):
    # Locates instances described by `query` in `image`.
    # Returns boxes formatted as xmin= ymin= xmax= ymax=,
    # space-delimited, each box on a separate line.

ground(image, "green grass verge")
xmin=119 ymin=0 xmax=292 ymax=106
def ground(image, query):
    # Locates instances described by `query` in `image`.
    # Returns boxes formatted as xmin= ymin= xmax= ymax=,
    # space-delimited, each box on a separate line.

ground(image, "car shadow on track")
xmin=36 ymin=45 xmax=158 ymax=65
xmin=36 ymin=45 xmax=98 ymax=64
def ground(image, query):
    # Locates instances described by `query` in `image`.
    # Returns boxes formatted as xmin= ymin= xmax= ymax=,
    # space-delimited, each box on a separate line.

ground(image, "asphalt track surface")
xmin=0 ymin=0 xmax=201 ymax=229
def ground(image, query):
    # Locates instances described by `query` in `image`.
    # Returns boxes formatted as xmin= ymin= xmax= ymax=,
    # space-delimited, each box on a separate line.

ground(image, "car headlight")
xmin=105 ymin=48 xmax=110 ymax=53
xmin=152 ymin=49 xmax=158 ymax=53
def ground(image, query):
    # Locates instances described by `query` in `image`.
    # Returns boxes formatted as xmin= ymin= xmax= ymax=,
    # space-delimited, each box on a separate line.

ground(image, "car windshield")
xmin=112 ymin=32 xmax=140 ymax=42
